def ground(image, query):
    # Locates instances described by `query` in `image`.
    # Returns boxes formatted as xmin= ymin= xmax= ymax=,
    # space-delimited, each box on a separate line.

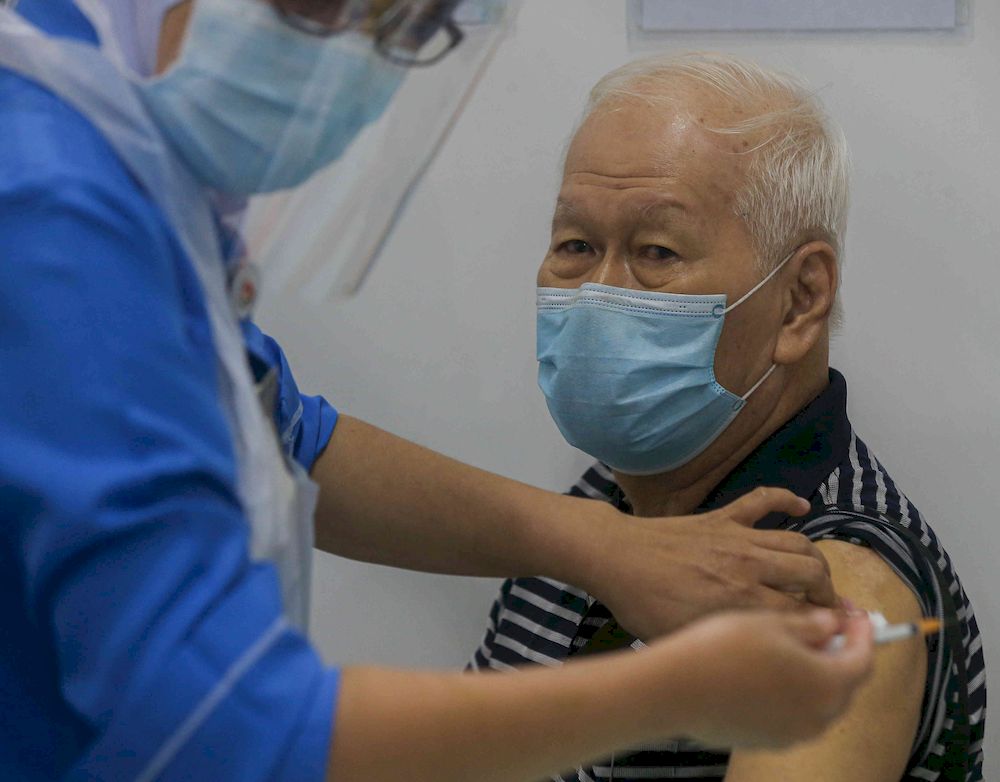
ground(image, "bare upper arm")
xmin=724 ymin=540 xmax=927 ymax=782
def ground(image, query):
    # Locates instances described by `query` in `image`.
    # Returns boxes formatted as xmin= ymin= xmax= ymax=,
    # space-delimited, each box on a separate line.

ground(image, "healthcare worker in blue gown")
xmin=0 ymin=0 xmax=876 ymax=779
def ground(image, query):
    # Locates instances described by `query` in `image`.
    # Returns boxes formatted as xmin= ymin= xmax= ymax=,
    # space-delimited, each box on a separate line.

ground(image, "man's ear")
xmin=773 ymin=241 xmax=838 ymax=365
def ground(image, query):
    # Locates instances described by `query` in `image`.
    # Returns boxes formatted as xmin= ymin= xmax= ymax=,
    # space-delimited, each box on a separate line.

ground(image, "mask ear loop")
xmin=720 ymin=248 xmax=797 ymax=401
xmin=740 ymin=363 xmax=777 ymax=401
xmin=722 ymin=248 xmax=797 ymax=314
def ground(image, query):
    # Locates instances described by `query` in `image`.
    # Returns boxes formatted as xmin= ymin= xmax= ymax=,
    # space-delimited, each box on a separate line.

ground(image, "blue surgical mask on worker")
xmin=536 ymin=252 xmax=795 ymax=476
xmin=139 ymin=0 xmax=406 ymax=195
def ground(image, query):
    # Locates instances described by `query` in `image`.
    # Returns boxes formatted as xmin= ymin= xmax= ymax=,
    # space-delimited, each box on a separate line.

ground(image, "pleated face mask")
xmin=536 ymin=251 xmax=793 ymax=476
xmin=140 ymin=0 xmax=406 ymax=195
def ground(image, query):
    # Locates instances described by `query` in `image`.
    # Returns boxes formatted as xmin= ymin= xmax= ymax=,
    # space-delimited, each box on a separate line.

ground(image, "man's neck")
xmin=615 ymin=361 xmax=830 ymax=518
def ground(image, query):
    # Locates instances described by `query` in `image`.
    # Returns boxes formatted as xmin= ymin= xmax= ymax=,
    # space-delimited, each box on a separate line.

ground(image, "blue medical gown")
xmin=0 ymin=2 xmax=341 ymax=779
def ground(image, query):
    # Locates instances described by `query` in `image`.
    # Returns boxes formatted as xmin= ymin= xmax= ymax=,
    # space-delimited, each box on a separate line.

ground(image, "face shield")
xmin=235 ymin=0 xmax=519 ymax=301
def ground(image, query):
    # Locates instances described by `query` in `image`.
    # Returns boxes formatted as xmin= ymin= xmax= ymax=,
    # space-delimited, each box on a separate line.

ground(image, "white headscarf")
xmin=75 ymin=0 xmax=184 ymax=76
xmin=75 ymin=0 xmax=250 ymax=225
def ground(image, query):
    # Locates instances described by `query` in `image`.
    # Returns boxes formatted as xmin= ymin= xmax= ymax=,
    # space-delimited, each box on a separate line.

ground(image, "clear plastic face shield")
xmin=199 ymin=0 xmax=520 ymax=301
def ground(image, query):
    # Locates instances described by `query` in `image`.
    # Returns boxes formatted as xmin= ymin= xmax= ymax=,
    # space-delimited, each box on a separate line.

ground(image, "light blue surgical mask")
xmin=139 ymin=0 xmax=405 ymax=195
xmin=536 ymin=252 xmax=794 ymax=476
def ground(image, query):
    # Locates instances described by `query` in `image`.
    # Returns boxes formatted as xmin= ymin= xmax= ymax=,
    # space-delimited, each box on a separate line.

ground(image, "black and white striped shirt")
xmin=469 ymin=370 xmax=986 ymax=781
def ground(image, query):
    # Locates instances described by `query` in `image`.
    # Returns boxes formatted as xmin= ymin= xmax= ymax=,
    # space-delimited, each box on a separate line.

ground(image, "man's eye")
xmin=559 ymin=239 xmax=594 ymax=255
xmin=642 ymin=245 xmax=677 ymax=261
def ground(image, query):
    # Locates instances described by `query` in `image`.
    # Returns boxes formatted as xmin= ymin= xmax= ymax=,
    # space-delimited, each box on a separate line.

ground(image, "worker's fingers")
xmin=757 ymin=551 xmax=838 ymax=608
xmin=779 ymin=608 xmax=845 ymax=647
xmin=739 ymin=587 xmax=812 ymax=614
xmin=751 ymin=529 xmax=832 ymax=575
xmin=717 ymin=487 xmax=811 ymax=529
xmin=827 ymin=613 xmax=875 ymax=672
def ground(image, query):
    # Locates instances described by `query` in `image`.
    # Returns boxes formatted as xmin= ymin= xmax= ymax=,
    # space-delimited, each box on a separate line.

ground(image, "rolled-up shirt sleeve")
xmin=0 ymin=161 xmax=338 ymax=780
xmin=240 ymin=320 xmax=339 ymax=472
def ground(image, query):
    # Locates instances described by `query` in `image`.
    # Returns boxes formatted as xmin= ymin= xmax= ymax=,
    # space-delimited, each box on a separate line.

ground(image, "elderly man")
xmin=471 ymin=53 xmax=985 ymax=781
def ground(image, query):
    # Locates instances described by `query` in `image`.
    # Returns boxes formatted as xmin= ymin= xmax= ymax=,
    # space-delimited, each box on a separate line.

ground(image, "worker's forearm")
xmin=328 ymin=650 xmax=677 ymax=782
xmin=311 ymin=415 xmax=606 ymax=584
xmin=327 ymin=610 xmax=878 ymax=781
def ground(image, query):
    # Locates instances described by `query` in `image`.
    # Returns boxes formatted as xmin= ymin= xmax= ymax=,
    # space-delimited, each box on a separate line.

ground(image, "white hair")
xmin=584 ymin=52 xmax=850 ymax=326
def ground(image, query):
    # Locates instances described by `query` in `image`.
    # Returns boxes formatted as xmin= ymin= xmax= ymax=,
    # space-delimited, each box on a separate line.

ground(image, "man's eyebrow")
xmin=552 ymin=199 xmax=583 ymax=224
xmin=629 ymin=196 xmax=690 ymax=221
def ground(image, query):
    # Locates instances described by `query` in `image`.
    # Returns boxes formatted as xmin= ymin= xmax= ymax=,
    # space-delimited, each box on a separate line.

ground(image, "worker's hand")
xmin=645 ymin=609 xmax=875 ymax=749
xmin=578 ymin=488 xmax=837 ymax=641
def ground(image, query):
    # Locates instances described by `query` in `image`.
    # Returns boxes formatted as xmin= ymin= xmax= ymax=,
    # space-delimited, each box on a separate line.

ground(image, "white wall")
xmin=252 ymin=0 xmax=998 ymax=772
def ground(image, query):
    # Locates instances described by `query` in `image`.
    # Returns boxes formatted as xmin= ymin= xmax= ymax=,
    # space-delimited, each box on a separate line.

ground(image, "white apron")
xmin=0 ymin=4 xmax=319 ymax=629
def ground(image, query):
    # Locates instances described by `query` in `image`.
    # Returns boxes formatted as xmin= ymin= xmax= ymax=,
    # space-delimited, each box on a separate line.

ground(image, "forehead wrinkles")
xmin=565 ymin=97 xmax=750 ymax=213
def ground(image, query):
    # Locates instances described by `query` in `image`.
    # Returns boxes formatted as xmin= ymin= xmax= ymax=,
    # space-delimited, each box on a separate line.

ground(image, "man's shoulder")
xmin=811 ymin=431 xmax=924 ymax=524
xmin=799 ymin=433 xmax=986 ymax=781
xmin=800 ymin=430 xmax=951 ymax=616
